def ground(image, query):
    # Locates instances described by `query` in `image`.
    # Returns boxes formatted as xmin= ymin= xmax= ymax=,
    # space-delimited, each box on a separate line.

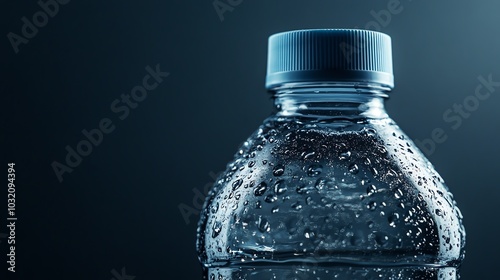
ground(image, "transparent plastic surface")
xmin=197 ymin=92 xmax=465 ymax=280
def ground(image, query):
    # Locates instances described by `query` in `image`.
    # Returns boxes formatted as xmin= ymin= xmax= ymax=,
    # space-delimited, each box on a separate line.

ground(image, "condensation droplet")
xmin=307 ymin=165 xmax=322 ymax=177
xmin=388 ymin=212 xmax=400 ymax=227
xmin=265 ymin=194 xmax=278 ymax=203
xmin=258 ymin=216 xmax=270 ymax=232
xmin=296 ymin=184 xmax=308 ymax=194
xmin=394 ymin=188 xmax=403 ymax=199
xmin=304 ymin=229 xmax=315 ymax=239
xmin=273 ymin=165 xmax=285 ymax=176
xmin=274 ymin=180 xmax=288 ymax=194
xmin=291 ymin=201 xmax=303 ymax=211
xmin=254 ymin=182 xmax=267 ymax=196
xmin=348 ymin=163 xmax=359 ymax=174
xmin=367 ymin=201 xmax=377 ymax=210
xmin=375 ymin=232 xmax=389 ymax=246
xmin=255 ymin=201 xmax=262 ymax=209
xmin=212 ymin=221 xmax=222 ymax=238
xmin=435 ymin=209 xmax=443 ymax=216
xmin=366 ymin=184 xmax=377 ymax=196
xmin=232 ymin=179 xmax=243 ymax=191
xmin=211 ymin=202 xmax=219 ymax=214
xmin=377 ymin=145 xmax=387 ymax=154
xmin=365 ymin=128 xmax=377 ymax=136
xmin=339 ymin=151 xmax=351 ymax=160
xmin=302 ymin=151 xmax=316 ymax=160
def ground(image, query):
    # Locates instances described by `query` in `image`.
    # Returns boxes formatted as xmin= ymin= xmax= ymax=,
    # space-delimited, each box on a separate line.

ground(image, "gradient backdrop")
xmin=2 ymin=0 xmax=499 ymax=279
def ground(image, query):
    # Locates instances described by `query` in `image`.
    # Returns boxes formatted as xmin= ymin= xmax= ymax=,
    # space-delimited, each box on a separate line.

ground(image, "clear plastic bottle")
xmin=197 ymin=29 xmax=465 ymax=280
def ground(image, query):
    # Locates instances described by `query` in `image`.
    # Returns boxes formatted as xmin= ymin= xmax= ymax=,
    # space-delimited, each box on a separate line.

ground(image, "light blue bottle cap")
xmin=266 ymin=29 xmax=394 ymax=90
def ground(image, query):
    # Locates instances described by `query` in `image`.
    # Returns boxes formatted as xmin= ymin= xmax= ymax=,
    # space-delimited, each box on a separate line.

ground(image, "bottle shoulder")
xmin=198 ymin=116 xmax=465 ymax=266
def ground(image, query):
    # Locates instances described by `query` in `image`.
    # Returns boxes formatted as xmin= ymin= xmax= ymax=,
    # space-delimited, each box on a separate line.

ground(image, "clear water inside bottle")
xmin=197 ymin=115 xmax=464 ymax=280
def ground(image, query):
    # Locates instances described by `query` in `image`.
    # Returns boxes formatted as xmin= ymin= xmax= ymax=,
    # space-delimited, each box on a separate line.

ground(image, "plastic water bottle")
xmin=197 ymin=29 xmax=465 ymax=280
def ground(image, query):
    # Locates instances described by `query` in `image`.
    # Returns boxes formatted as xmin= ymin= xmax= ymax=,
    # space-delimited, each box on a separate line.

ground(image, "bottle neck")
xmin=272 ymin=83 xmax=390 ymax=120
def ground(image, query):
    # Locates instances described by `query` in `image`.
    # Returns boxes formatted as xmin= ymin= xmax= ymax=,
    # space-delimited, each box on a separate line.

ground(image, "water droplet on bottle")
xmin=296 ymin=184 xmax=308 ymax=194
xmin=273 ymin=165 xmax=285 ymax=176
xmin=339 ymin=151 xmax=351 ymax=160
xmin=232 ymin=179 xmax=243 ymax=191
xmin=273 ymin=180 xmax=288 ymax=194
xmin=302 ymin=151 xmax=316 ymax=160
xmin=271 ymin=206 xmax=279 ymax=213
xmin=254 ymin=182 xmax=267 ymax=196
xmin=444 ymin=236 xmax=451 ymax=244
xmin=388 ymin=212 xmax=400 ymax=227
xmin=307 ymin=164 xmax=322 ymax=177
xmin=255 ymin=201 xmax=262 ymax=209
xmin=435 ymin=209 xmax=443 ymax=216
xmin=377 ymin=145 xmax=387 ymax=154
xmin=348 ymin=163 xmax=359 ymax=174
xmin=291 ymin=201 xmax=302 ymax=211
xmin=304 ymin=229 xmax=315 ymax=239
xmin=248 ymin=161 xmax=256 ymax=168
xmin=305 ymin=196 xmax=314 ymax=205
xmin=258 ymin=216 xmax=270 ymax=232
xmin=210 ymin=202 xmax=219 ymax=214
xmin=367 ymin=201 xmax=377 ymax=210
xmin=366 ymin=184 xmax=377 ymax=195
xmin=265 ymin=194 xmax=278 ymax=203
xmin=212 ymin=221 xmax=222 ymax=238
xmin=375 ymin=232 xmax=389 ymax=246
xmin=365 ymin=128 xmax=377 ymax=136
xmin=394 ymin=188 xmax=403 ymax=199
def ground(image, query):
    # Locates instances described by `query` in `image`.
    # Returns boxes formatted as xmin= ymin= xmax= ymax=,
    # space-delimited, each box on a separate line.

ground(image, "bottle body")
xmin=197 ymin=88 xmax=465 ymax=279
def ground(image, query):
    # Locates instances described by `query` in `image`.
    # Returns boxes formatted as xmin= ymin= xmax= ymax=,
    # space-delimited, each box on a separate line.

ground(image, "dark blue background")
xmin=2 ymin=0 xmax=499 ymax=279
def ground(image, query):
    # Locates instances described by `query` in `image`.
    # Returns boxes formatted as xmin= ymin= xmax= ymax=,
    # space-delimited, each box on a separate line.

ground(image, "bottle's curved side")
xmin=372 ymin=119 xmax=466 ymax=264
xmin=196 ymin=123 xmax=272 ymax=265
